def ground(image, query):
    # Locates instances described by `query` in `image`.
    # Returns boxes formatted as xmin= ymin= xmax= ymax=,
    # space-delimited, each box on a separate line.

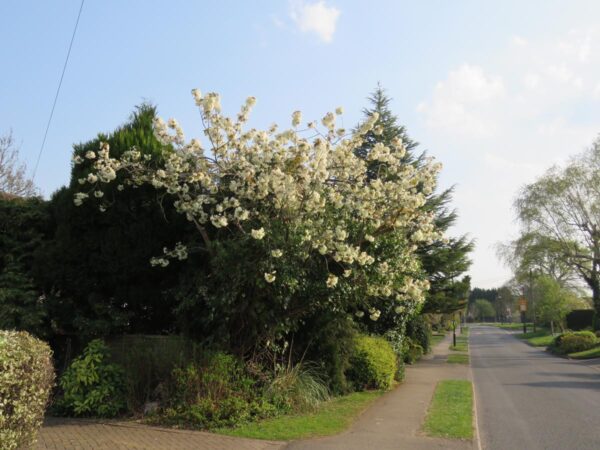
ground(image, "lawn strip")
xmin=216 ymin=390 xmax=382 ymax=441
xmin=423 ymin=380 xmax=473 ymax=439
xmin=569 ymin=346 xmax=600 ymax=359
xmin=447 ymin=354 xmax=469 ymax=364
xmin=450 ymin=335 xmax=468 ymax=352
xmin=516 ymin=329 xmax=553 ymax=347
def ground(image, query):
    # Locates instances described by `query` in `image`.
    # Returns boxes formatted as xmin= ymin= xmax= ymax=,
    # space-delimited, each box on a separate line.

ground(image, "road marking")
xmin=469 ymin=333 xmax=483 ymax=450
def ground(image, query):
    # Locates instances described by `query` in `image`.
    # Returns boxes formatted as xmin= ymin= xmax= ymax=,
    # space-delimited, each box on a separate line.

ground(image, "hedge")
xmin=0 ymin=330 xmax=55 ymax=450
xmin=565 ymin=310 xmax=595 ymax=331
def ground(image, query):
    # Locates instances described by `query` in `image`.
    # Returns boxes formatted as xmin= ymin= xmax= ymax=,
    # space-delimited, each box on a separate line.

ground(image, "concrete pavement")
xmin=286 ymin=334 xmax=476 ymax=450
xmin=470 ymin=325 xmax=600 ymax=450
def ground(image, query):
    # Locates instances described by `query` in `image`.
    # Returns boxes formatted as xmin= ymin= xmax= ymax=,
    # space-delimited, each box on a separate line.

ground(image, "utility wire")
xmin=32 ymin=0 xmax=85 ymax=181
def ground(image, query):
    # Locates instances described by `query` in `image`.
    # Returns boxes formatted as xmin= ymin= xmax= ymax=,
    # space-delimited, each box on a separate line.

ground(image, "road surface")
xmin=471 ymin=325 xmax=600 ymax=450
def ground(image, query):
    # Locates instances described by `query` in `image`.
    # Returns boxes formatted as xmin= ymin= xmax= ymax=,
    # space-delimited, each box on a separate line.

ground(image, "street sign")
xmin=518 ymin=297 xmax=527 ymax=312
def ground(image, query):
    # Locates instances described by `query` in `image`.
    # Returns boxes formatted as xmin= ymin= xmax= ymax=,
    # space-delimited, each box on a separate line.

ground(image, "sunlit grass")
xmin=216 ymin=390 xmax=382 ymax=441
xmin=569 ymin=345 xmax=600 ymax=359
xmin=447 ymin=353 xmax=469 ymax=364
xmin=423 ymin=380 xmax=473 ymax=439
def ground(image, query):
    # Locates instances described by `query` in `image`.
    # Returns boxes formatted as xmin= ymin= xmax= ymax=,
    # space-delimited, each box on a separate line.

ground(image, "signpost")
xmin=519 ymin=297 xmax=528 ymax=333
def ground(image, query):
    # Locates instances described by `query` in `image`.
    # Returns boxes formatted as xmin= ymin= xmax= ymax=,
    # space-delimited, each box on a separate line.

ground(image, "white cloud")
xmin=290 ymin=1 xmax=340 ymax=43
xmin=417 ymin=64 xmax=505 ymax=137
xmin=417 ymin=28 xmax=600 ymax=288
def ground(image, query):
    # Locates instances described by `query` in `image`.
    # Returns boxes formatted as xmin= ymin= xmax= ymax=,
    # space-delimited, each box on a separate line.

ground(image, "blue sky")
xmin=2 ymin=0 xmax=600 ymax=288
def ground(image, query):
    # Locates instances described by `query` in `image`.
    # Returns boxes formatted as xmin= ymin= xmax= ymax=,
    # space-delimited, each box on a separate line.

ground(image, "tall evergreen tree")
xmin=356 ymin=85 xmax=473 ymax=314
xmin=34 ymin=105 xmax=195 ymax=337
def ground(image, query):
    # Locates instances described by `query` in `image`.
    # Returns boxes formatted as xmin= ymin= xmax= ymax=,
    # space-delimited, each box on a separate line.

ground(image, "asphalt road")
xmin=471 ymin=325 xmax=600 ymax=450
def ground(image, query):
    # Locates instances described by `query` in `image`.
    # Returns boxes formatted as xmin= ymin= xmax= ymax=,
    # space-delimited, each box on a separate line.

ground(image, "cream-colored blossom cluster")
xmin=74 ymin=89 xmax=443 ymax=318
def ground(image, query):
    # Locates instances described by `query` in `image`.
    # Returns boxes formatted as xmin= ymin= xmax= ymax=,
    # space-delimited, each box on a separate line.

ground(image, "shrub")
xmin=55 ymin=339 xmax=126 ymax=417
xmin=552 ymin=331 xmax=598 ymax=354
xmin=0 ymin=331 xmax=54 ymax=450
xmin=298 ymin=312 xmax=358 ymax=394
xmin=346 ymin=335 xmax=397 ymax=391
xmin=382 ymin=329 xmax=406 ymax=382
xmin=157 ymin=352 xmax=275 ymax=429
xmin=406 ymin=315 xmax=432 ymax=353
xmin=402 ymin=338 xmax=424 ymax=364
xmin=108 ymin=334 xmax=190 ymax=413
xmin=566 ymin=310 xmax=595 ymax=331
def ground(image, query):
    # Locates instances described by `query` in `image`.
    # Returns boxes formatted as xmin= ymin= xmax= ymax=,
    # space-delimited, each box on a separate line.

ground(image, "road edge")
xmin=469 ymin=330 xmax=483 ymax=450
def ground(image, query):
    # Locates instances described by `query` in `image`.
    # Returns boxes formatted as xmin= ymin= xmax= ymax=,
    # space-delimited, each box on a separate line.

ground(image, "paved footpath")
xmin=471 ymin=325 xmax=600 ymax=450
xmin=287 ymin=334 xmax=476 ymax=450
xmin=37 ymin=334 xmax=475 ymax=450
xmin=37 ymin=419 xmax=284 ymax=450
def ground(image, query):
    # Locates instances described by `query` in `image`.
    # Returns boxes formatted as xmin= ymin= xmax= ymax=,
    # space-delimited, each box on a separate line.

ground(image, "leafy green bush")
xmin=108 ymin=334 xmax=190 ymax=412
xmin=402 ymin=338 xmax=424 ymax=364
xmin=55 ymin=339 xmax=126 ymax=417
xmin=346 ymin=335 xmax=397 ymax=390
xmin=552 ymin=331 xmax=598 ymax=354
xmin=266 ymin=362 xmax=329 ymax=412
xmin=0 ymin=331 xmax=54 ymax=450
xmin=405 ymin=315 xmax=432 ymax=353
xmin=157 ymin=352 xmax=276 ymax=429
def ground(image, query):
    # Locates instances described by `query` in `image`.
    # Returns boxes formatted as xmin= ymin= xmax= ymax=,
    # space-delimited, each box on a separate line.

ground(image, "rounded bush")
xmin=0 ymin=330 xmax=55 ymax=450
xmin=405 ymin=315 xmax=432 ymax=354
xmin=55 ymin=339 xmax=126 ymax=417
xmin=553 ymin=331 xmax=598 ymax=354
xmin=346 ymin=334 xmax=397 ymax=390
xmin=402 ymin=338 xmax=424 ymax=364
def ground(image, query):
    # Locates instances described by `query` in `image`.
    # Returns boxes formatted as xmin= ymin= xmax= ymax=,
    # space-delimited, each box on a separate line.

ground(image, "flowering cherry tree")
xmin=74 ymin=89 xmax=442 ymax=351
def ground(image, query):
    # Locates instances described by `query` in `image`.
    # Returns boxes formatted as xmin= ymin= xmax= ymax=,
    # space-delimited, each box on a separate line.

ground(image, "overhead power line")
xmin=32 ymin=0 xmax=85 ymax=181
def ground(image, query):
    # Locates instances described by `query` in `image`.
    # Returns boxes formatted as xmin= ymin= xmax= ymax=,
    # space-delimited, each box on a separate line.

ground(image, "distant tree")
xmin=468 ymin=287 xmax=498 ymax=305
xmin=0 ymin=130 xmax=37 ymax=197
xmin=495 ymin=286 xmax=515 ymax=322
xmin=472 ymin=299 xmax=496 ymax=321
xmin=497 ymin=232 xmax=578 ymax=288
xmin=515 ymin=138 xmax=600 ymax=320
xmin=533 ymin=275 xmax=579 ymax=333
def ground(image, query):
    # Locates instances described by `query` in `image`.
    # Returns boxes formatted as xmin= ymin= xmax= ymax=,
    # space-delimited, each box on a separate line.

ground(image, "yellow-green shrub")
xmin=552 ymin=331 xmax=598 ymax=354
xmin=0 ymin=331 xmax=54 ymax=450
xmin=346 ymin=334 xmax=397 ymax=390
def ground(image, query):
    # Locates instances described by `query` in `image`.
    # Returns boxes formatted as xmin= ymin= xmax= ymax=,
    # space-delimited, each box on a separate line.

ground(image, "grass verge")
xmin=516 ymin=329 xmax=553 ymax=347
xmin=447 ymin=353 xmax=469 ymax=364
xmin=423 ymin=380 xmax=473 ymax=439
xmin=216 ymin=390 xmax=382 ymax=441
xmin=450 ymin=335 xmax=468 ymax=352
xmin=484 ymin=322 xmax=534 ymax=330
xmin=569 ymin=345 xmax=600 ymax=359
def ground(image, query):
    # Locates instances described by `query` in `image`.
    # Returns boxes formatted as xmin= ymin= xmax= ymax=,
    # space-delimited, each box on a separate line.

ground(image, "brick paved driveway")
xmin=37 ymin=417 xmax=285 ymax=450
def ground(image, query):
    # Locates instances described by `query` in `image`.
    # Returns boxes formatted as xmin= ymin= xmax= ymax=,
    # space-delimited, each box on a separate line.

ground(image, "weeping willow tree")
xmin=514 ymin=138 xmax=600 ymax=321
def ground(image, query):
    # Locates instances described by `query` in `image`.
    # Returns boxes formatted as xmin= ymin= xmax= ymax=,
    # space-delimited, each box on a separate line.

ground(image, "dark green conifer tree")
xmin=356 ymin=85 xmax=473 ymax=315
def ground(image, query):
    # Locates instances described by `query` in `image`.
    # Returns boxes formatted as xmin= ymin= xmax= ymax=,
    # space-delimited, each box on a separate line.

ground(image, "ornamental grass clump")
xmin=0 ymin=330 xmax=55 ymax=450
xmin=266 ymin=362 xmax=330 ymax=413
